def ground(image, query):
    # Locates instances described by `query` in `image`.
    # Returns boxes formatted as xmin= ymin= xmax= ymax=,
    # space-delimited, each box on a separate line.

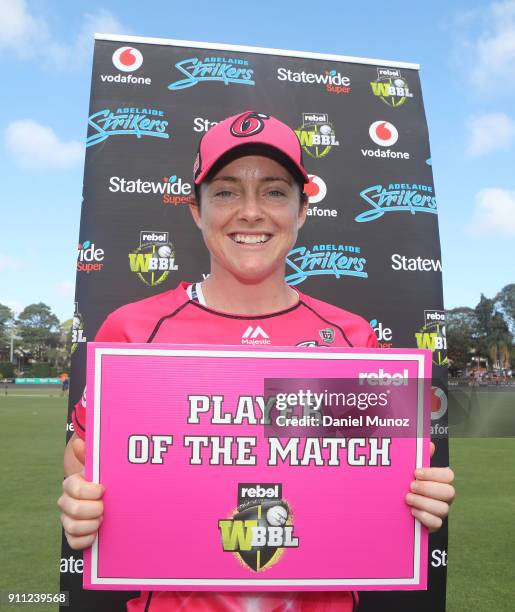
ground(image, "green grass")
xmin=0 ymin=388 xmax=514 ymax=610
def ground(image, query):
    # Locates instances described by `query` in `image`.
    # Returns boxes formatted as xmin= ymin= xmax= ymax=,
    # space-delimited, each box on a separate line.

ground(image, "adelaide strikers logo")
xmin=128 ymin=231 xmax=178 ymax=287
xmin=415 ymin=310 xmax=448 ymax=366
xmin=370 ymin=67 xmax=414 ymax=107
xmin=71 ymin=302 xmax=86 ymax=354
xmin=218 ymin=483 xmax=298 ymax=572
xmin=230 ymin=111 xmax=269 ymax=137
xmin=295 ymin=113 xmax=339 ymax=159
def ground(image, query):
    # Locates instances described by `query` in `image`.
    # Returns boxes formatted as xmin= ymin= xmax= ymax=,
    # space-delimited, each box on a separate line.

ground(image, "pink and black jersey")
xmin=72 ymin=281 xmax=376 ymax=611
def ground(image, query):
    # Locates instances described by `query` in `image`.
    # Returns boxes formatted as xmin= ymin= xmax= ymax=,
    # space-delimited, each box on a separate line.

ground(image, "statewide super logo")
xmin=370 ymin=318 xmax=393 ymax=349
xmin=86 ymin=107 xmax=169 ymax=147
xmin=168 ymin=56 xmax=254 ymax=90
xmin=362 ymin=121 xmax=409 ymax=160
xmin=109 ymin=175 xmax=192 ymax=206
xmin=295 ymin=113 xmax=339 ymax=159
xmin=100 ymin=47 xmax=150 ymax=86
xmin=71 ymin=303 xmax=86 ymax=354
xmin=277 ymin=67 xmax=351 ymax=94
xmin=415 ymin=310 xmax=448 ymax=366
xmin=219 ymin=483 xmax=298 ymax=572
xmin=77 ymin=240 xmax=104 ymax=273
xmin=128 ymin=231 xmax=178 ymax=287
xmin=370 ymin=68 xmax=413 ymax=107
xmin=355 ymin=183 xmax=437 ymax=223
xmin=286 ymin=244 xmax=367 ymax=286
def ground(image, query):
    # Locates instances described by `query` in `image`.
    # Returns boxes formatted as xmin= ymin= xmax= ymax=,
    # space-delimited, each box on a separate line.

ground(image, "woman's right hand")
xmin=57 ymin=436 xmax=105 ymax=550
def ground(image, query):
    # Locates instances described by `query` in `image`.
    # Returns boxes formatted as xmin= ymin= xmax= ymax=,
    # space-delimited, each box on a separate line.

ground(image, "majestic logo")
xmin=304 ymin=175 xmax=337 ymax=218
xmin=277 ymin=67 xmax=351 ymax=94
xmin=112 ymin=47 xmax=143 ymax=72
xmin=242 ymin=326 xmax=270 ymax=345
xmin=218 ymin=483 xmax=298 ymax=572
xmin=391 ymin=253 xmax=442 ymax=272
xmin=128 ymin=231 xmax=178 ymax=287
xmin=355 ymin=183 xmax=437 ymax=222
xmin=102 ymin=47 xmax=150 ymax=85
xmin=108 ymin=175 xmax=192 ymax=206
xmin=86 ymin=107 xmax=169 ymax=147
xmin=230 ymin=112 xmax=269 ymax=137
xmin=295 ymin=113 xmax=339 ymax=159
xmin=168 ymin=56 xmax=255 ymax=90
xmin=285 ymin=244 xmax=367 ymax=286
xmin=369 ymin=121 xmax=398 ymax=146
xmin=431 ymin=385 xmax=448 ymax=420
xmin=77 ymin=240 xmax=104 ymax=273
xmin=71 ymin=303 xmax=86 ymax=354
xmin=370 ymin=318 xmax=393 ymax=349
xmin=370 ymin=67 xmax=414 ymax=107
xmin=415 ymin=310 xmax=448 ymax=366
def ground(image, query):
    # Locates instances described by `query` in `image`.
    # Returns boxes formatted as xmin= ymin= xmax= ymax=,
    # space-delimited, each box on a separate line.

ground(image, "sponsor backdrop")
xmin=61 ymin=35 xmax=448 ymax=611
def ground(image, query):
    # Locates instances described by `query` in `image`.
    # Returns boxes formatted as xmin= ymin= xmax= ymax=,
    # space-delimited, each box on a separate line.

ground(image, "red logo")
xmin=230 ymin=112 xmax=269 ymax=137
xmin=112 ymin=47 xmax=143 ymax=72
xmin=303 ymin=174 xmax=327 ymax=204
xmin=369 ymin=121 xmax=398 ymax=147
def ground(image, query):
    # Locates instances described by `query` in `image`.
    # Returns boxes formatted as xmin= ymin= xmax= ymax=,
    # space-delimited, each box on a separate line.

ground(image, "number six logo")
xmin=230 ymin=111 xmax=269 ymax=137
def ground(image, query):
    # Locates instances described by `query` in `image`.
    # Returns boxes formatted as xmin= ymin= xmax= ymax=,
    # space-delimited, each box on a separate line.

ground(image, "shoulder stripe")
xmin=144 ymin=591 xmax=153 ymax=612
xmin=299 ymin=300 xmax=354 ymax=347
xmin=146 ymin=301 xmax=192 ymax=343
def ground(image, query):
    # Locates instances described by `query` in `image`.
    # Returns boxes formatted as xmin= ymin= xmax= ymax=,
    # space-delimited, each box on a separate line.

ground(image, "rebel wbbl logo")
xmin=218 ymin=483 xmax=298 ymax=571
xmin=415 ymin=310 xmax=448 ymax=366
xmin=230 ymin=111 xmax=269 ymax=137
xmin=128 ymin=231 xmax=178 ymax=287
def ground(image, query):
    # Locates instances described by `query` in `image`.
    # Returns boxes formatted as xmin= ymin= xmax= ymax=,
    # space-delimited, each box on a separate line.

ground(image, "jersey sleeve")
xmin=366 ymin=327 xmax=379 ymax=348
xmin=71 ymin=311 xmax=130 ymax=440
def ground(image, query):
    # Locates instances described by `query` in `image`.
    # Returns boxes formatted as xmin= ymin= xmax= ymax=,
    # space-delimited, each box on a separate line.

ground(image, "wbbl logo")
xmin=128 ymin=231 xmax=178 ymax=287
xmin=218 ymin=483 xmax=298 ymax=571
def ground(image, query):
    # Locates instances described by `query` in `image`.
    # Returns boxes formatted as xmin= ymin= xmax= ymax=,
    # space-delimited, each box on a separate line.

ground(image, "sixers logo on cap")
xmin=230 ymin=111 xmax=270 ymax=137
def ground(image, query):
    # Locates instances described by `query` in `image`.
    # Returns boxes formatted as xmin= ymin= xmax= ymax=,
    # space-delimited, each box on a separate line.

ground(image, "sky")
xmin=0 ymin=0 xmax=514 ymax=321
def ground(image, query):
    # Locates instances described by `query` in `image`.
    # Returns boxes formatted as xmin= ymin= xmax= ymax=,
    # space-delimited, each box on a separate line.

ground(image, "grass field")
xmin=0 ymin=387 xmax=514 ymax=611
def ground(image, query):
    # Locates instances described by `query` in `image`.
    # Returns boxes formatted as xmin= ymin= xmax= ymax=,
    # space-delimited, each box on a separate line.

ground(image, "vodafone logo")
xmin=112 ymin=47 xmax=143 ymax=72
xmin=369 ymin=121 xmax=398 ymax=147
xmin=304 ymin=174 xmax=327 ymax=204
xmin=431 ymin=386 xmax=448 ymax=420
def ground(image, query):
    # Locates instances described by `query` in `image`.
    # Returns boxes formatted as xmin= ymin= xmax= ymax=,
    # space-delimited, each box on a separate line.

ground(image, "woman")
xmin=59 ymin=111 xmax=455 ymax=611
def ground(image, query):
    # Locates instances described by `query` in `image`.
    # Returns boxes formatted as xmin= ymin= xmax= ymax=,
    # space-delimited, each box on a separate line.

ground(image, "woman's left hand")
xmin=405 ymin=442 xmax=455 ymax=533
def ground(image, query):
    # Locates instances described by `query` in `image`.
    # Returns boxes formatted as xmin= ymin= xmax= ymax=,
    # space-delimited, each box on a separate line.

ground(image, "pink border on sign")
xmin=84 ymin=344 xmax=431 ymax=591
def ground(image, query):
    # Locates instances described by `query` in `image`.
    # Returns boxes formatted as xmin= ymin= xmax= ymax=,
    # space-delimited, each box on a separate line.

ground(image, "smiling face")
xmin=190 ymin=154 xmax=308 ymax=285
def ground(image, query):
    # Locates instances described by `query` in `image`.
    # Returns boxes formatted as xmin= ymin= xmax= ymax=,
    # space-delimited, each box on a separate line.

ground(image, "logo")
xmin=108 ymin=175 xmax=192 ymax=206
xmin=277 ymin=67 xmax=351 ymax=94
xmin=218 ymin=483 xmax=298 ymax=572
xmin=77 ymin=240 xmax=104 ymax=273
xmin=112 ymin=47 xmax=143 ymax=72
xmin=431 ymin=385 xmax=448 ymax=420
xmin=230 ymin=111 xmax=268 ymax=137
xmin=355 ymin=183 xmax=437 ymax=223
xmin=415 ymin=310 xmax=447 ymax=366
xmin=295 ymin=113 xmax=339 ymax=159
xmin=71 ymin=303 xmax=86 ymax=354
xmin=101 ymin=47 xmax=150 ymax=86
xmin=359 ymin=368 xmax=409 ymax=386
xmin=304 ymin=175 xmax=337 ymax=218
xmin=60 ymin=556 xmax=83 ymax=574
xmin=168 ymin=56 xmax=255 ymax=90
xmin=370 ymin=318 xmax=393 ymax=348
xmin=391 ymin=253 xmax=442 ymax=272
xmin=370 ymin=67 xmax=413 ymax=107
xmin=242 ymin=326 xmax=270 ymax=345
xmin=319 ymin=328 xmax=335 ymax=344
xmin=128 ymin=231 xmax=178 ymax=287
xmin=193 ymin=117 xmax=219 ymax=132
xmin=362 ymin=121 xmax=409 ymax=160
xmin=286 ymin=244 xmax=367 ymax=286
xmin=87 ymin=107 xmax=169 ymax=147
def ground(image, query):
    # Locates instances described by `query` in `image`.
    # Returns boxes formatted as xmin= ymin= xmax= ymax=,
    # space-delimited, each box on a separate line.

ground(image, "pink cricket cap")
xmin=193 ymin=111 xmax=309 ymax=185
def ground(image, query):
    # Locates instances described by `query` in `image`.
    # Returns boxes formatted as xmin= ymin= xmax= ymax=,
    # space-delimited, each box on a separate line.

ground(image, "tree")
xmin=446 ymin=307 xmax=476 ymax=374
xmin=0 ymin=303 xmax=14 ymax=347
xmin=16 ymin=303 xmax=60 ymax=362
xmin=494 ymin=284 xmax=515 ymax=335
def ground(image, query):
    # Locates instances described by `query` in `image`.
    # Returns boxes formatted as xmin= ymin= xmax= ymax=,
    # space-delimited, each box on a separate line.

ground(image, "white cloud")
xmin=0 ymin=299 xmax=24 ymax=315
xmin=0 ymin=253 xmax=22 ymax=272
xmin=5 ymin=120 xmax=84 ymax=169
xmin=55 ymin=282 xmax=75 ymax=298
xmin=468 ymin=187 xmax=515 ymax=235
xmin=0 ymin=1 xmax=127 ymax=68
xmin=465 ymin=112 xmax=515 ymax=157
xmin=470 ymin=0 xmax=515 ymax=92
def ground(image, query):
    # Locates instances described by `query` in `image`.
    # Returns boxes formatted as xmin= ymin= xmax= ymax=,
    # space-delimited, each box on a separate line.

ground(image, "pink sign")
xmin=84 ymin=343 xmax=431 ymax=591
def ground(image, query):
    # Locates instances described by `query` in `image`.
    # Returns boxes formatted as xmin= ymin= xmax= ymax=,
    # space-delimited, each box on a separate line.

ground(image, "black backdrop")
xmin=60 ymin=35 xmax=449 ymax=611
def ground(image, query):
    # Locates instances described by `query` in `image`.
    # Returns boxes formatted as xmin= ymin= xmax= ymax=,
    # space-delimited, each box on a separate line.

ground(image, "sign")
xmin=84 ymin=343 xmax=431 ymax=591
